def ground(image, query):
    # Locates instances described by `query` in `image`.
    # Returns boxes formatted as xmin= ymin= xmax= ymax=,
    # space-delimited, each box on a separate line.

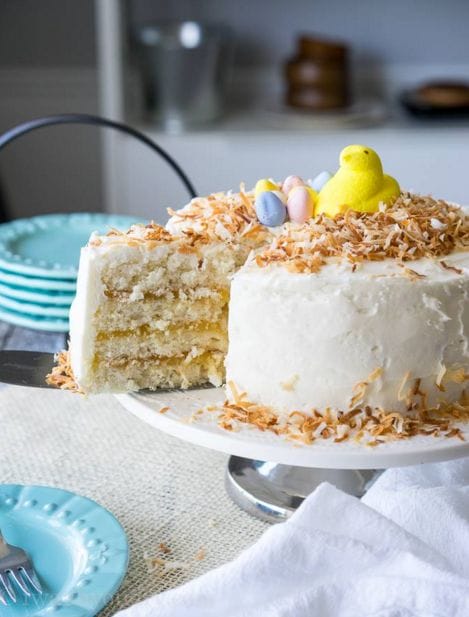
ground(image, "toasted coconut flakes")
xmin=445 ymin=428 xmax=464 ymax=440
xmin=431 ymin=218 xmax=446 ymax=230
xmin=401 ymin=266 xmax=426 ymax=280
xmin=144 ymin=555 xmax=191 ymax=576
xmin=350 ymin=367 xmax=383 ymax=408
xmin=440 ymin=260 xmax=463 ymax=275
xmin=436 ymin=364 xmax=447 ymax=391
xmin=195 ymin=547 xmax=207 ymax=561
xmin=446 ymin=367 xmax=469 ymax=384
xmin=255 ymin=193 xmax=469 ymax=274
xmin=367 ymin=367 xmax=383 ymax=382
xmin=159 ymin=406 xmax=170 ymax=414
xmin=46 ymin=350 xmax=82 ymax=393
xmin=203 ymin=379 xmax=469 ymax=447
xmin=159 ymin=543 xmax=171 ymax=554
xmin=313 ymin=421 xmax=328 ymax=438
xmin=397 ymin=371 xmax=411 ymax=401
xmin=227 ymin=380 xmax=242 ymax=404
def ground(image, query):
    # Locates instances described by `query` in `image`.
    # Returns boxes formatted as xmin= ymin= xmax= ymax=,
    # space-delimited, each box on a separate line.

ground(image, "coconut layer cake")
xmin=48 ymin=145 xmax=469 ymax=444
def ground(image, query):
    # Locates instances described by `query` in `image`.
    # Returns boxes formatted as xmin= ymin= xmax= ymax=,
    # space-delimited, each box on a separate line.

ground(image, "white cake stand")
xmin=116 ymin=388 xmax=469 ymax=523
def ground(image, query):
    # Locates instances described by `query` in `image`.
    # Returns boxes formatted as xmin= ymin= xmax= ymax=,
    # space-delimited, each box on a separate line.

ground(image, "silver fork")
xmin=0 ymin=531 xmax=42 ymax=605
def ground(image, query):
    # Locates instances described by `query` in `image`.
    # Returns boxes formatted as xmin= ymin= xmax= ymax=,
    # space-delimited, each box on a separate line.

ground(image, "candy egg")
xmin=310 ymin=171 xmax=332 ymax=193
xmin=255 ymin=191 xmax=287 ymax=227
xmin=282 ymin=175 xmax=305 ymax=195
xmin=287 ymin=186 xmax=315 ymax=224
xmin=304 ymin=186 xmax=318 ymax=202
xmin=271 ymin=190 xmax=288 ymax=204
xmin=255 ymin=178 xmax=279 ymax=197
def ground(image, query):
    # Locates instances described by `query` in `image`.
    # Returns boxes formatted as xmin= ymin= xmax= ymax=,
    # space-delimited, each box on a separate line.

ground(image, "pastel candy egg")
xmin=282 ymin=175 xmax=305 ymax=195
xmin=287 ymin=186 xmax=315 ymax=224
xmin=271 ymin=190 xmax=287 ymax=204
xmin=255 ymin=178 xmax=279 ymax=197
xmin=304 ymin=186 xmax=318 ymax=202
xmin=310 ymin=171 xmax=332 ymax=193
xmin=255 ymin=191 xmax=287 ymax=227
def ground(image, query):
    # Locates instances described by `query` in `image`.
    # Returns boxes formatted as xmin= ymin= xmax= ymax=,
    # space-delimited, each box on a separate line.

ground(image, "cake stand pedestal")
xmin=116 ymin=388 xmax=469 ymax=524
xmin=225 ymin=457 xmax=376 ymax=523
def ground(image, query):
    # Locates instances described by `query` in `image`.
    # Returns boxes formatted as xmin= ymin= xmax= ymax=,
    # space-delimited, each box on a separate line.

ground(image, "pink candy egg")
xmin=282 ymin=175 xmax=305 ymax=195
xmin=287 ymin=186 xmax=315 ymax=223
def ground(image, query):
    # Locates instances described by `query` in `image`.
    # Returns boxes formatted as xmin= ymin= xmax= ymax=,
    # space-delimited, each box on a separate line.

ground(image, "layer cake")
xmin=48 ymin=145 xmax=469 ymax=444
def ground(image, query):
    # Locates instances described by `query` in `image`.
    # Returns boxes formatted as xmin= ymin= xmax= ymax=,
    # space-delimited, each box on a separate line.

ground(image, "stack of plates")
xmin=0 ymin=213 xmax=144 ymax=332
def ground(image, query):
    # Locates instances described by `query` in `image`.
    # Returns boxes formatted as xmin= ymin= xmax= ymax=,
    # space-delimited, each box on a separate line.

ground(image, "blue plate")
xmin=0 ymin=294 xmax=70 ymax=318
xmin=0 ymin=485 xmax=128 ymax=617
xmin=0 ymin=306 xmax=69 ymax=332
xmin=0 ymin=283 xmax=74 ymax=306
xmin=0 ymin=270 xmax=77 ymax=292
xmin=0 ymin=213 xmax=145 ymax=279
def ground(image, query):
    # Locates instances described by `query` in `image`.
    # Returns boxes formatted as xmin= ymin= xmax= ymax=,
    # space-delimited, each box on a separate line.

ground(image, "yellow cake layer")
xmin=100 ymin=243 xmax=247 ymax=294
xmin=87 ymin=350 xmax=224 ymax=392
xmin=95 ymin=291 xmax=228 ymax=330
xmin=94 ymin=320 xmax=227 ymax=359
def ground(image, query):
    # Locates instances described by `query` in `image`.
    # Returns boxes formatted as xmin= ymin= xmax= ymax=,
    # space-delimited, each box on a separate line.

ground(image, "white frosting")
xmin=69 ymin=243 xmax=104 ymax=389
xmin=225 ymin=253 xmax=469 ymax=414
xmin=69 ymin=236 xmax=176 ymax=390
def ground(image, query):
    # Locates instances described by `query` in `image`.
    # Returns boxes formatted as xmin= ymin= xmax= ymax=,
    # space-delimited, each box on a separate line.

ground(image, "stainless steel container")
xmin=136 ymin=22 xmax=232 ymax=132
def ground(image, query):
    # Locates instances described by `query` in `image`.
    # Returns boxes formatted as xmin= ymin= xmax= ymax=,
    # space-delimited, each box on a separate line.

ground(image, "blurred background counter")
xmin=0 ymin=0 xmax=469 ymax=223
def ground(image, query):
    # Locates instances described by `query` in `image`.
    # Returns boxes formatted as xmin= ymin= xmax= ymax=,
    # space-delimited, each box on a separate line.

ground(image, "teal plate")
xmin=0 ymin=485 xmax=128 ymax=617
xmin=0 ymin=294 xmax=70 ymax=318
xmin=0 ymin=283 xmax=74 ymax=306
xmin=0 ymin=213 xmax=145 ymax=279
xmin=0 ymin=271 xmax=76 ymax=292
xmin=0 ymin=306 xmax=69 ymax=332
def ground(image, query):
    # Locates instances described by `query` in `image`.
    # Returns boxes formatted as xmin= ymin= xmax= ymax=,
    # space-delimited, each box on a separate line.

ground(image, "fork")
xmin=0 ymin=531 xmax=42 ymax=604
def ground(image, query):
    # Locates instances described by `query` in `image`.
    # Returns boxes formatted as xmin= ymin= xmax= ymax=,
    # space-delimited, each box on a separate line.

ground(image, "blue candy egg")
xmin=255 ymin=191 xmax=287 ymax=227
xmin=310 ymin=170 xmax=332 ymax=193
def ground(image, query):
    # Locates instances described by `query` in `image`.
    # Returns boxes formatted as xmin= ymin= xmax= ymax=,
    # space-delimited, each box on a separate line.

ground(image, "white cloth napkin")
xmin=115 ymin=458 xmax=469 ymax=617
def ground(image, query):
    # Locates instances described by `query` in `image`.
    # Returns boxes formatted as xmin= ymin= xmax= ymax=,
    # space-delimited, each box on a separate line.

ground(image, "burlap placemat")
xmin=0 ymin=386 xmax=267 ymax=615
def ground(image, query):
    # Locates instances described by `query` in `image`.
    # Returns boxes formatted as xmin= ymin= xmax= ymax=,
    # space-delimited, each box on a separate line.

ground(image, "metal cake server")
xmin=0 ymin=350 xmax=216 ymax=391
xmin=0 ymin=350 xmax=55 ymax=389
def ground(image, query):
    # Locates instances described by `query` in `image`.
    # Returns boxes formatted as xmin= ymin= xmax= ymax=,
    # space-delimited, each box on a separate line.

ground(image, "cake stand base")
xmin=225 ymin=457 xmax=377 ymax=523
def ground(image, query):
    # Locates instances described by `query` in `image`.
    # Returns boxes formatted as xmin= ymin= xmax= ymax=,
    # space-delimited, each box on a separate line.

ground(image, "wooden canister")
xmin=285 ymin=35 xmax=350 ymax=110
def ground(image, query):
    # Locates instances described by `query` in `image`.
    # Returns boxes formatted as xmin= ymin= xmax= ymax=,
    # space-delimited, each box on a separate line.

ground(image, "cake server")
xmin=0 ymin=350 xmax=55 ymax=388
xmin=0 ymin=350 xmax=217 ymax=391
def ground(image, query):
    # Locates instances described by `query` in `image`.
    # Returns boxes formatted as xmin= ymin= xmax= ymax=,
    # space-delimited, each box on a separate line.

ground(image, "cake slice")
xmin=65 ymin=190 xmax=268 ymax=393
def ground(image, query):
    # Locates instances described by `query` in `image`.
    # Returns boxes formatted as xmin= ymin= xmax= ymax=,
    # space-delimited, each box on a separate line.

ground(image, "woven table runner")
xmin=0 ymin=386 xmax=267 ymax=615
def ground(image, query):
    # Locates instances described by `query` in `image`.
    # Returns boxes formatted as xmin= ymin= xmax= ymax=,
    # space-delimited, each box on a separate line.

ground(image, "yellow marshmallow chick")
xmin=315 ymin=145 xmax=400 ymax=218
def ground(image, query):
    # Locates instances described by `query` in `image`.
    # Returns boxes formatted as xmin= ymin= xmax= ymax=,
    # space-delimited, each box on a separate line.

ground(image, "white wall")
xmin=111 ymin=126 xmax=469 ymax=222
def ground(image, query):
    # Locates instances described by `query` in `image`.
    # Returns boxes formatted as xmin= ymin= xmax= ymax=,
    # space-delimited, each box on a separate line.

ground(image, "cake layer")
xmin=86 ymin=350 xmax=224 ymax=393
xmin=95 ymin=290 xmax=228 ymax=330
xmin=226 ymin=252 xmax=469 ymax=415
xmin=99 ymin=242 xmax=245 ymax=293
xmin=94 ymin=319 xmax=227 ymax=358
